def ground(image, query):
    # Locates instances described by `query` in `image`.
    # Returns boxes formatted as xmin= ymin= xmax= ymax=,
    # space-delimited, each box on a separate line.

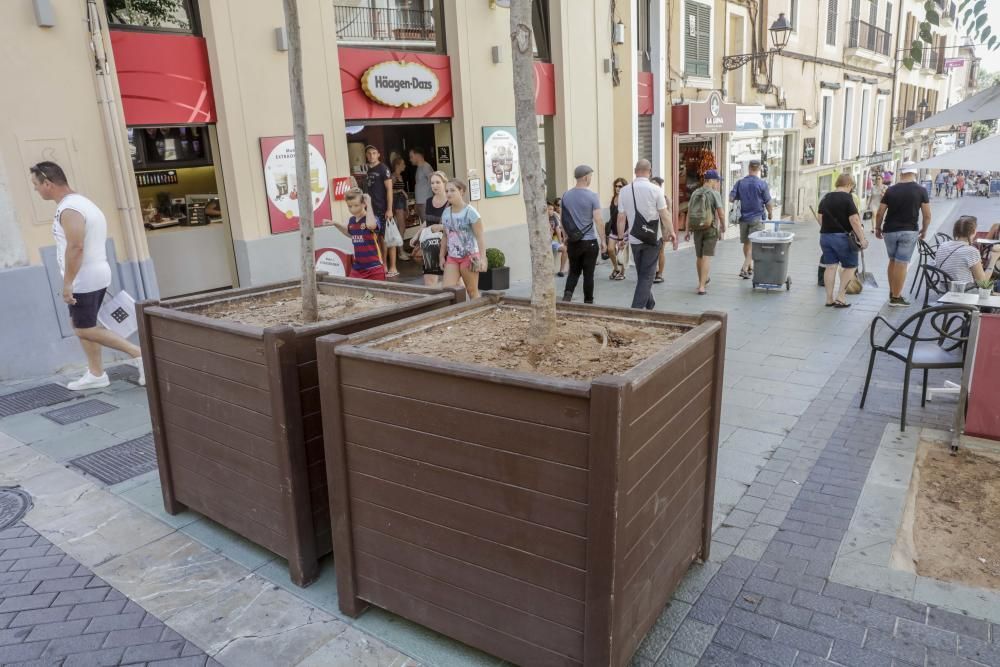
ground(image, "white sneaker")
xmin=67 ymin=371 xmax=110 ymax=391
xmin=133 ymin=357 xmax=146 ymax=387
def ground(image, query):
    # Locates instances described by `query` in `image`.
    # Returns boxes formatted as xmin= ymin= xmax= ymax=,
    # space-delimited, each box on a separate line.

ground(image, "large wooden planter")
xmin=136 ymin=276 xmax=464 ymax=586
xmin=316 ymin=297 xmax=726 ymax=666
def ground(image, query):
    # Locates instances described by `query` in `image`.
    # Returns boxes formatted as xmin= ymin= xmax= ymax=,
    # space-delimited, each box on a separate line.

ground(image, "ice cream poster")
xmin=260 ymin=135 xmax=332 ymax=234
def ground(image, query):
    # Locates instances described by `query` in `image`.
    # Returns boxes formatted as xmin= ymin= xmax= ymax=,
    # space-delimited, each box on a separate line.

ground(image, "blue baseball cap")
xmin=703 ymin=169 xmax=720 ymax=181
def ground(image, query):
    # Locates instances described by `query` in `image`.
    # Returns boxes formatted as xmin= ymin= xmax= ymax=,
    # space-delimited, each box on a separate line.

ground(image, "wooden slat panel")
xmin=356 ymin=552 xmax=583 ymax=661
xmin=158 ymin=385 xmax=272 ymax=442
xmin=149 ymin=315 xmax=264 ymax=363
xmin=160 ymin=401 xmax=278 ymax=467
xmin=298 ymin=360 xmax=318 ymax=389
xmin=345 ymin=415 xmax=588 ymax=502
xmin=163 ymin=420 xmax=281 ymax=491
xmin=357 ymin=577 xmax=580 ymax=667
xmin=340 ymin=356 xmax=590 ymax=433
xmin=353 ymin=526 xmax=585 ymax=630
xmin=342 ymin=387 xmax=589 ymax=468
xmin=622 ymin=405 xmax=712 ymax=520
xmin=302 ymin=412 xmax=323 ymax=443
xmin=350 ymin=471 xmax=586 ymax=569
xmin=151 ymin=336 xmax=268 ymax=390
xmin=300 ymin=387 xmax=320 ymax=416
xmin=171 ymin=465 xmax=287 ymax=550
xmin=351 ymin=497 xmax=586 ymax=598
xmin=157 ymin=360 xmax=271 ymax=416
xmin=625 ymin=350 xmax=715 ymax=456
xmin=347 ymin=443 xmax=587 ymax=536
xmin=167 ymin=437 xmax=283 ymax=510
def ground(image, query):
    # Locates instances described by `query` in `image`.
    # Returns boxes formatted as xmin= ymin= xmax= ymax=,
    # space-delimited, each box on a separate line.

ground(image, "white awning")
xmin=911 ymin=134 xmax=1000 ymax=170
xmin=906 ymin=85 xmax=1000 ymax=131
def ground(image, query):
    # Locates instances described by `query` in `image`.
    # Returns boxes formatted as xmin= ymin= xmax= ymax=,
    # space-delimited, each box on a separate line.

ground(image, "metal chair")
xmin=920 ymin=265 xmax=953 ymax=307
xmin=934 ymin=232 xmax=953 ymax=248
xmin=909 ymin=239 xmax=936 ymax=296
xmin=859 ymin=304 xmax=975 ymax=431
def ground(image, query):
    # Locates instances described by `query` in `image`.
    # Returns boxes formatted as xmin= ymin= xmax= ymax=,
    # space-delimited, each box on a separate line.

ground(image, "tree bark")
xmin=510 ymin=0 xmax=555 ymax=344
xmin=283 ymin=0 xmax=318 ymax=322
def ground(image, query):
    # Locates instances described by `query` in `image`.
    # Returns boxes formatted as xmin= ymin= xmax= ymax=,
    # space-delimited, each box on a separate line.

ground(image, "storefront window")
xmin=130 ymin=126 xmax=211 ymax=169
xmin=763 ymin=134 xmax=786 ymax=214
xmin=106 ymin=0 xmax=200 ymax=34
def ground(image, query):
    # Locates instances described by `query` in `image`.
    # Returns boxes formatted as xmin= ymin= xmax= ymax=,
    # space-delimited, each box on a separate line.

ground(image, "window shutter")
xmin=696 ymin=3 xmax=710 ymax=77
xmin=684 ymin=2 xmax=697 ymax=75
xmin=827 ymin=0 xmax=838 ymax=45
xmin=868 ymin=0 xmax=876 ymax=23
xmin=637 ymin=115 xmax=653 ymax=163
xmin=790 ymin=0 xmax=798 ymax=31
xmin=885 ymin=3 xmax=893 ymax=35
xmin=684 ymin=1 xmax=711 ymax=78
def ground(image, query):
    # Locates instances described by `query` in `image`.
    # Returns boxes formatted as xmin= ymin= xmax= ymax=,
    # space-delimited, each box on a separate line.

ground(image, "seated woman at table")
xmin=989 ymin=222 xmax=1000 ymax=240
xmin=934 ymin=216 xmax=987 ymax=286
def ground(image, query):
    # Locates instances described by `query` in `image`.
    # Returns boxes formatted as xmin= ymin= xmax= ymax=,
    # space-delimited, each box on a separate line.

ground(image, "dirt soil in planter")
xmin=911 ymin=443 xmax=1000 ymax=590
xmin=377 ymin=306 xmax=686 ymax=380
xmin=193 ymin=288 xmax=400 ymax=327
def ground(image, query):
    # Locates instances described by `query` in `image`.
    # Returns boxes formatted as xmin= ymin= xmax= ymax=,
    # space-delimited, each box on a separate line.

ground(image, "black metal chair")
xmin=934 ymin=232 xmax=953 ymax=248
xmin=859 ymin=305 xmax=975 ymax=431
xmin=920 ymin=265 xmax=953 ymax=307
xmin=909 ymin=239 xmax=936 ymax=296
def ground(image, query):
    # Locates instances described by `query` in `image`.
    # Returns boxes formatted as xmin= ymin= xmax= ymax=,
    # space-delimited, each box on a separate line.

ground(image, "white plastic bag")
xmin=97 ymin=290 xmax=138 ymax=339
xmin=383 ymin=218 xmax=404 ymax=248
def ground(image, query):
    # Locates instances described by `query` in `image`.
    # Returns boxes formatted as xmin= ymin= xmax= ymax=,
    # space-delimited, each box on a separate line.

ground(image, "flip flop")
xmin=653 ymin=274 xmax=664 ymax=284
xmin=697 ymin=288 xmax=707 ymax=295
xmin=825 ymin=302 xmax=835 ymax=307
xmin=833 ymin=301 xmax=851 ymax=308
xmin=386 ymin=270 xmax=400 ymax=278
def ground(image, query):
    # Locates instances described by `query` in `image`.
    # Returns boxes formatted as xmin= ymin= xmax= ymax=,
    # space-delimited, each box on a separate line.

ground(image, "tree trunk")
xmin=510 ymin=0 xmax=555 ymax=344
xmin=283 ymin=0 xmax=318 ymax=322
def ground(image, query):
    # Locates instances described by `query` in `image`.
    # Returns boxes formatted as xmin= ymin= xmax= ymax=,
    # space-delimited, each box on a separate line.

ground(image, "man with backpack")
xmin=559 ymin=165 xmax=606 ymax=304
xmin=686 ymin=170 xmax=726 ymax=295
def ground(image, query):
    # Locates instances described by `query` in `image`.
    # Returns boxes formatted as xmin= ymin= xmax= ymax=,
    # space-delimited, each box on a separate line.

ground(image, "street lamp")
xmin=918 ymin=98 xmax=929 ymax=120
xmin=722 ymin=13 xmax=792 ymax=94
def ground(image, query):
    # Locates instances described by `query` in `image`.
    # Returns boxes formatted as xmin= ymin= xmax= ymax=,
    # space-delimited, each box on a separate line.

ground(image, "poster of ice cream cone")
xmin=482 ymin=126 xmax=520 ymax=198
xmin=260 ymin=135 xmax=332 ymax=234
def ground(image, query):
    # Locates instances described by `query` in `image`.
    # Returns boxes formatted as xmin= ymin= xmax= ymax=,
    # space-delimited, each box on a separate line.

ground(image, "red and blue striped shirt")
xmin=348 ymin=216 xmax=382 ymax=271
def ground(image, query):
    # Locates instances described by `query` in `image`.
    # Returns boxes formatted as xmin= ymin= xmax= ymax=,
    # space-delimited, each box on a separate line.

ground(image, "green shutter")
xmin=684 ymin=1 xmax=711 ymax=77
xmin=827 ymin=0 xmax=839 ymax=45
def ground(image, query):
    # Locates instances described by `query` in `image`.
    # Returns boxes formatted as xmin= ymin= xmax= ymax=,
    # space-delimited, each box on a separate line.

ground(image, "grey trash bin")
xmin=749 ymin=229 xmax=794 ymax=290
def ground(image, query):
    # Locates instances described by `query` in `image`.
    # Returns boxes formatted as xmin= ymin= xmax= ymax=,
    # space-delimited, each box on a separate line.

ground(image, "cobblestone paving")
xmin=0 ymin=522 xmax=216 ymax=667
xmin=633 ymin=299 xmax=1000 ymax=666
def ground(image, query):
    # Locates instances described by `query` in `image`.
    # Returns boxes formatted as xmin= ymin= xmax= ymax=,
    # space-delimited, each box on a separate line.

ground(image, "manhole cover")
xmin=0 ymin=384 xmax=77 ymax=419
xmin=0 ymin=487 xmax=33 ymax=530
xmin=68 ymin=434 xmax=157 ymax=485
xmin=42 ymin=399 xmax=118 ymax=425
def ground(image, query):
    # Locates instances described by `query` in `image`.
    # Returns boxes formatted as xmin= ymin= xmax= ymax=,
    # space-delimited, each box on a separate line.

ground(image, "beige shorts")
xmin=739 ymin=220 xmax=765 ymax=243
xmin=692 ymin=228 xmax=719 ymax=257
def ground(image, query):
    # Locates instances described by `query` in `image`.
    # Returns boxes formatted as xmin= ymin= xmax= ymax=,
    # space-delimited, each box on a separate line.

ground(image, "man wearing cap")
xmin=559 ymin=165 xmax=607 ymax=304
xmin=875 ymin=161 xmax=930 ymax=307
xmin=730 ymin=159 xmax=773 ymax=279
xmin=686 ymin=170 xmax=726 ymax=295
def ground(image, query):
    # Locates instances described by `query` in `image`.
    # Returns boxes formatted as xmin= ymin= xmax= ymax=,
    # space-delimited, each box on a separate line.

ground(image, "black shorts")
xmin=393 ymin=192 xmax=407 ymax=211
xmin=68 ymin=288 xmax=106 ymax=329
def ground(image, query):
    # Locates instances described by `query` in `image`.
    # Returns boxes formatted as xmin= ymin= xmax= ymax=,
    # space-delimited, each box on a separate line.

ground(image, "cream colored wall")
xmin=200 ymin=0 xmax=352 ymax=244
xmin=611 ymin=1 xmax=638 ymax=181
xmin=0 ymin=2 xmax=128 ymax=265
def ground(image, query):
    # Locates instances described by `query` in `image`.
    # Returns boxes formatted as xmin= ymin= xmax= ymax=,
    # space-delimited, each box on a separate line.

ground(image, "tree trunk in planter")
xmin=510 ymin=0 xmax=555 ymax=345
xmin=317 ymin=297 xmax=726 ymax=664
xmin=282 ymin=0 xmax=318 ymax=322
xmin=136 ymin=277 xmax=465 ymax=586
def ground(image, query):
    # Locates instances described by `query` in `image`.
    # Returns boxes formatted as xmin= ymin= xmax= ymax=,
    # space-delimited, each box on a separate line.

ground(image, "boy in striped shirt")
xmin=334 ymin=188 xmax=386 ymax=281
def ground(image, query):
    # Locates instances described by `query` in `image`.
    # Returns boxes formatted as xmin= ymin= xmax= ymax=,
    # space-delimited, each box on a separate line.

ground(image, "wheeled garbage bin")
xmin=749 ymin=229 xmax=794 ymax=290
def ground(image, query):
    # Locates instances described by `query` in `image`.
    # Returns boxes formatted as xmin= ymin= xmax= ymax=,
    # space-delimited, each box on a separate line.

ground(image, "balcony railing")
xmin=923 ymin=46 xmax=943 ymax=74
xmin=334 ymin=5 xmax=435 ymax=44
xmin=847 ymin=19 xmax=891 ymax=56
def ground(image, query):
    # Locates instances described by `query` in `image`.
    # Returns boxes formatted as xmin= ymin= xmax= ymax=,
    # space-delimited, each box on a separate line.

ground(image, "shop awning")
xmin=906 ymin=84 xmax=1000 ymax=131
xmin=911 ymin=133 xmax=1000 ymax=171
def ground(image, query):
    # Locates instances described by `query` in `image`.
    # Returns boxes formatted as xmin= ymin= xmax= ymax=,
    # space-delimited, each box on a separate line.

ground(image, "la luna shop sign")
xmin=362 ymin=61 xmax=440 ymax=109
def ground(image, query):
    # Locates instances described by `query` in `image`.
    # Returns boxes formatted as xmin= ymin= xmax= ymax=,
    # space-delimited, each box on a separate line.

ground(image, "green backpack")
xmin=687 ymin=187 xmax=716 ymax=231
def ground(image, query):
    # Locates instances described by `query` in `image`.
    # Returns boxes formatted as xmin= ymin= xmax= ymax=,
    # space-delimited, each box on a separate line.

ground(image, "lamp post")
xmin=918 ymin=98 xmax=929 ymax=121
xmin=722 ymin=13 xmax=791 ymax=94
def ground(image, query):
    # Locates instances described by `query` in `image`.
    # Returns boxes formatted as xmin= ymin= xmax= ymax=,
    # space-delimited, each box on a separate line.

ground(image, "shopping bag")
xmin=97 ymin=290 xmax=138 ymax=339
xmin=383 ymin=218 xmax=404 ymax=248
xmin=728 ymin=199 xmax=741 ymax=226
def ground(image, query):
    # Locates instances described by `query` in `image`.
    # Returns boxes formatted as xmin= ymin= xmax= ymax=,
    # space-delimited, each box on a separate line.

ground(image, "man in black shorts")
xmin=30 ymin=162 xmax=144 ymax=390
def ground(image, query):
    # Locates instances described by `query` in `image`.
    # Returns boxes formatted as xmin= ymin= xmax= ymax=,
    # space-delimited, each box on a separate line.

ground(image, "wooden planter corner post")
xmin=137 ymin=276 xmax=465 ymax=587
xmin=316 ymin=299 xmax=727 ymax=665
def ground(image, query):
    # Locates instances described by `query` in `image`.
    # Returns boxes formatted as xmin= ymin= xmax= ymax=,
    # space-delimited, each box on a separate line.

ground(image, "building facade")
xmin=1 ymin=0 xmax=647 ymax=379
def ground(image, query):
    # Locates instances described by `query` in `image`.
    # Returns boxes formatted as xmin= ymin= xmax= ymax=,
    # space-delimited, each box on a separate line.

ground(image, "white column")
xmin=651 ymin=0 xmax=666 ymax=177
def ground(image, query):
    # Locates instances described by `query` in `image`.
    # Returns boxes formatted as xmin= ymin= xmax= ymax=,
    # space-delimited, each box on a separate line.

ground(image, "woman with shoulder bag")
xmin=866 ymin=174 xmax=885 ymax=233
xmin=818 ymin=173 xmax=868 ymax=308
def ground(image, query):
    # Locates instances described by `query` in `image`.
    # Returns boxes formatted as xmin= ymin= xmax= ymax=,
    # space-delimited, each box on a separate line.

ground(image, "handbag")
xmin=848 ymin=231 xmax=862 ymax=251
xmin=628 ymin=185 xmax=660 ymax=246
xmin=862 ymin=211 xmax=873 ymax=221
xmin=561 ymin=206 xmax=593 ymax=244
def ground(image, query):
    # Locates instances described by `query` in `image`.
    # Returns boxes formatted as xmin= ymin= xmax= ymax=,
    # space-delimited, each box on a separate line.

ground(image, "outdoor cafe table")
xmin=976 ymin=238 xmax=1000 ymax=264
xmin=936 ymin=291 xmax=1000 ymax=308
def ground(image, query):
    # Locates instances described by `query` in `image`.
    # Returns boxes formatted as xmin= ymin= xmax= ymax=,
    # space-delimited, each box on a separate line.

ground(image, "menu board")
xmin=260 ymin=135 xmax=333 ymax=234
xmin=482 ymin=126 xmax=520 ymax=198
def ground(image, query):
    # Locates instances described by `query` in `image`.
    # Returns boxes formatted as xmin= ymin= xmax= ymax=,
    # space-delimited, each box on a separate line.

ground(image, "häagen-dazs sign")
xmin=361 ymin=61 xmax=440 ymax=109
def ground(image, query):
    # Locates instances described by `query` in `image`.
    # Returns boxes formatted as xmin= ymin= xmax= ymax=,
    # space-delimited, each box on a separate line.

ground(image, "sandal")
xmin=832 ymin=301 xmax=851 ymax=308
xmin=653 ymin=273 xmax=664 ymax=284
xmin=613 ymin=272 xmax=626 ymax=280
xmin=386 ymin=270 xmax=400 ymax=278
xmin=825 ymin=302 xmax=835 ymax=307
xmin=739 ymin=269 xmax=750 ymax=279
xmin=697 ymin=288 xmax=707 ymax=295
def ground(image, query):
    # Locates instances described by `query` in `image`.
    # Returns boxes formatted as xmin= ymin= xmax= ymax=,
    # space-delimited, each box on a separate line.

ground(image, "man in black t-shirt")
xmin=363 ymin=145 xmax=393 ymax=224
xmin=875 ymin=161 xmax=931 ymax=307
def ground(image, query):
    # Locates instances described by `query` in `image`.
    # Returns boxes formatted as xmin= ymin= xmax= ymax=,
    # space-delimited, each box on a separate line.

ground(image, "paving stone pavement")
xmin=0 ymin=522 xmax=216 ymax=667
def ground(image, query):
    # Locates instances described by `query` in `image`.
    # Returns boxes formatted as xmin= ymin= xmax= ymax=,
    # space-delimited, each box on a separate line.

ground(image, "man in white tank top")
xmin=30 ymin=162 xmax=144 ymax=390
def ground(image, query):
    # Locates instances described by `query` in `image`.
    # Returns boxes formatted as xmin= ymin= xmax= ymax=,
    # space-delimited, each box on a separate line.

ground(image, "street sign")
xmin=944 ymin=58 xmax=964 ymax=70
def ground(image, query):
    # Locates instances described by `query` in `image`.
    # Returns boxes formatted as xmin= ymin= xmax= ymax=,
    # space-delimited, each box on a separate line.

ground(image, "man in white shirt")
xmin=617 ymin=160 xmax=675 ymax=310
xmin=30 ymin=162 xmax=144 ymax=390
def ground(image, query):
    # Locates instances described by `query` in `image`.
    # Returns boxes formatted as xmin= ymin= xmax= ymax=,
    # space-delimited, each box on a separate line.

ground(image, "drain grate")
xmin=0 ymin=487 xmax=33 ymax=530
xmin=42 ymin=399 xmax=118 ymax=425
xmin=0 ymin=383 xmax=77 ymax=419
xmin=68 ymin=433 xmax=157 ymax=485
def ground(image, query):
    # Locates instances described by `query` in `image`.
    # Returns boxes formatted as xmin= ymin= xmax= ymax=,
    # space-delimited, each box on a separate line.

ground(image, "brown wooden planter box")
xmin=136 ymin=276 xmax=465 ymax=587
xmin=316 ymin=297 xmax=726 ymax=666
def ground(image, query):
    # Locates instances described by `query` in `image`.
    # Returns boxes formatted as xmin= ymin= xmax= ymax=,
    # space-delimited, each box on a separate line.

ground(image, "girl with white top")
xmin=440 ymin=179 xmax=487 ymax=298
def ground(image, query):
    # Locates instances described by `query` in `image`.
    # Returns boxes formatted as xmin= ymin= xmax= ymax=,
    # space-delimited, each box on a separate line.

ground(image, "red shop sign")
xmin=340 ymin=47 xmax=453 ymax=120
xmin=332 ymin=177 xmax=353 ymax=201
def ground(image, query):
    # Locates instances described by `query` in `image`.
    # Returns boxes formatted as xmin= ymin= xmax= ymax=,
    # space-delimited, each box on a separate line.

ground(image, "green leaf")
xmin=977 ymin=13 xmax=988 ymax=29
xmin=983 ymin=26 xmax=992 ymax=42
xmin=903 ymin=56 xmax=915 ymax=70
xmin=990 ymin=35 xmax=998 ymax=50
xmin=927 ymin=9 xmax=940 ymax=25
xmin=911 ymin=42 xmax=924 ymax=61
xmin=974 ymin=0 xmax=986 ymax=14
xmin=964 ymin=8 xmax=974 ymax=21
xmin=924 ymin=0 xmax=935 ymax=11
xmin=958 ymin=0 xmax=971 ymax=9
xmin=920 ymin=20 xmax=931 ymax=30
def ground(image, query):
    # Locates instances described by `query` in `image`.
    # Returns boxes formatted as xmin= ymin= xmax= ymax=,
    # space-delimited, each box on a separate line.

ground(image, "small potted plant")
xmin=976 ymin=278 xmax=995 ymax=299
xmin=478 ymin=247 xmax=510 ymax=291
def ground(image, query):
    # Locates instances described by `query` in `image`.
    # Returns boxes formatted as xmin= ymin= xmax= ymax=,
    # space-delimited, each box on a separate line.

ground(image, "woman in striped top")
xmin=333 ymin=188 xmax=385 ymax=281
xmin=933 ymin=216 xmax=986 ymax=287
